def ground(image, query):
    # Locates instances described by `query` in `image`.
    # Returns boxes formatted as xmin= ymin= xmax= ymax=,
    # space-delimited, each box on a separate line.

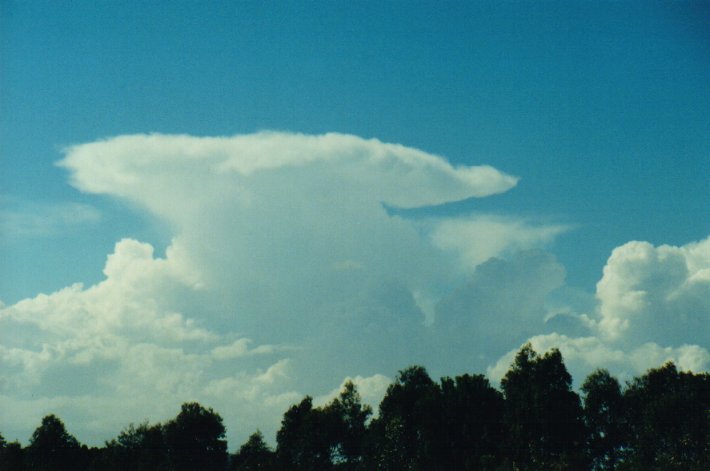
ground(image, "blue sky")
xmin=1 ymin=1 xmax=709 ymax=447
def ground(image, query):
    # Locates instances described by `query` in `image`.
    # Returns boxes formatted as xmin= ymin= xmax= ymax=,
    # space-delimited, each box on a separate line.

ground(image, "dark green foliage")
xmin=0 ymin=434 xmax=17 ymax=471
xmin=101 ymin=402 xmax=227 ymax=471
xmin=164 ymin=402 xmax=228 ymax=471
xmin=439 ymin=374 xmax=505 ymax=470
xmin=0 ymin=439 xmax=26 ymax=471
xmin=581 ymin=369 xmax=625 ymax=470
xmin=2 ymin=352 xmax=709 ymax=471
xmin=275 ymin=396 xmax=337 ymax=470
xmin=324 ymin=381 xmax=372 ymax=469
xmin=501 ymin=344 xmax=588 ymax=470
xmin=275 ymin=381 xmax=372 ymax=470
xmin=26 ymin=415 xmax=83 ymax=471
xmin=104 ymin=421 xmax=168 ymax=470
xmin=620 ymin=362 xmax=710 ymax=471
xmin=230 ymin=430 xmax=275 ymax=470
xmin=371 ymin=365 xmax=443 ymax=470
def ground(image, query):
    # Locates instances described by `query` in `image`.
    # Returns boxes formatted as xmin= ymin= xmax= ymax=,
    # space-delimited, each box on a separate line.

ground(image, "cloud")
xmin=56 ymin=132 xmax=528 ymax=344
xmin=487 ymin=334 xmax=710 ymax=387
xmin=314 ymin=374 xmax=392 ymax=412
xmin=430 ymin=250 xmax=566 ymax=372
xmin=429 ymin=215 xmax=571 ymax=270
xmin=484 ymin=237 xmax=710 ymax=387
xmin=59 ymin=132 xmax=518 ymax=210
xmin=0 ymin=238 xmax=296 ymax=446
xmin=0 ymin=200 xmax=100 ymax=239
xmin=596 ymin=237 xmax=710 ymax=347
xmin=3 ymin=131 xmax=536 ymax=445
xmin=211 ymin=339 xmax=281 ymax=360
xmin=3 ymin=130 xmax=706 ymax=448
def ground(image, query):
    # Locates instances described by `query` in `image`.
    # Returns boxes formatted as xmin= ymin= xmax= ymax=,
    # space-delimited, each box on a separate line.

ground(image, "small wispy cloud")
xmin=0 ymin=199 xmax=101 ymax=239
xmin=428 ymin=214 xmax=572 ymax=270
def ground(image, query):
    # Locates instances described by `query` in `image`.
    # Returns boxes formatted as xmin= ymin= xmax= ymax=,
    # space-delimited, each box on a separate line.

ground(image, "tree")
xmin=164 ymin=402 xmax=228 ymax=471
xmin=581 ymin=369 xmax=625 ymax=470
xmin=621 ymin=363 xmax=710 ymax=470
xmin=0 ymin=437 xmax=25 ymax=471
xmin=439 ymin=374 xmax=506 ymax=470
xmin=26 ymin=415 xmax=82 ymax=471
xmin=324 ymin=381 xmax=372 ymax=469
xmin=367 ymin=415 xmax=407 ymax=471
xmin=275 ymin=396 xmax=340 ymax=470
xmin=371 ymin=366 xmax=443 ymax=470
xmin=104 ymin=421 xmax=167 ymax=471
xmin=231 ymin=430 xmax=274 ymax=470
xmin=501 ymin=344 xmax=587 ymax=470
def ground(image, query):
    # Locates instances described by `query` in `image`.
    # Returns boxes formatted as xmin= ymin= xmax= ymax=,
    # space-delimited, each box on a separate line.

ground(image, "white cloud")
xmin=6 ymin=130 xmax=706 ymax=448
xmin=0 ymin=200 xmax=100 ymax=239
xmin=596 ymin=237 xmax=710 ymax=346
xmin=59 ymin=132 xmax=518 ymax=210
xmin=211 ymin=338 xmax=280 ymax=360
xmin=0 ymin=238 xmax=296 ymax=446
xmin=5 ymin=132 xmax=530 ymax=446
xmin=56 ymin=132 xmax=529 ymax=346
xmin=429 ymin=215 xmax=571 ymax=271
xmin=314 ymin=374 xmax=392 ymax=413
xmin=487 ymin=334 xmax=710 ymax=387
xmin=484 ymin=237 xmax=710 ymax=388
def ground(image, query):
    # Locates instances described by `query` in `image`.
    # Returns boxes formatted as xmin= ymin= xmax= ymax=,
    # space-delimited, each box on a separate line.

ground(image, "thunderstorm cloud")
xmin=1 ymin=132 xmax=708 ymax=446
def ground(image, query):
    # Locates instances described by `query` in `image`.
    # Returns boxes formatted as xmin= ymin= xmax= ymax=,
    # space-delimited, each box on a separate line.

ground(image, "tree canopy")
xmin=501 ymin=345 xmax=587 ymax=470
xmin=2 ymin=346 xmax=708 ymax=470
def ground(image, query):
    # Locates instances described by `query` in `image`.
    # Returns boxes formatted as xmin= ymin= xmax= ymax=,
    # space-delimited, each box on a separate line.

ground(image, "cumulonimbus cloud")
xmin=2 ymin=132 xmax=531 ymax=445
xmin=2 ymin=131 xmax=707 ymax=448
xmin=56 ymin=131 xmax=526 ymax=337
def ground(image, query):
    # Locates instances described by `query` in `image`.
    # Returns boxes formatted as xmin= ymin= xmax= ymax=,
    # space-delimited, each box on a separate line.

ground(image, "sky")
xmin=1 ymin=0 xmax=709 ymax=448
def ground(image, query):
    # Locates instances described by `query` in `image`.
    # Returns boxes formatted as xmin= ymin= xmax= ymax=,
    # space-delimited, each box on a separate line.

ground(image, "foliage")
xmin=164 ymin=402 xmax=228 ymax=471
xmin=2 ymin=349 xmax=709 ymax=470
xmin=581 ymin=369 xmax=625 ymax=470
xmin=104 ymin=421 xmax=167 ymax=470
xmin=372 ymin=366 xmax=442 ymax=470
xmin=231 ymin=430 xmax=275 ymax=470
xmin=273 ymin=381 xmax=373 ymax=470
xmin=500 ymin=344 xmax=588 ymax=470
xmin=619 ymin=363 xmax=710 ymax=470
xmin=439 ymin=373 xmax=505 ymax=470
xmin=26 ymin=415 xmax=83 ymax=471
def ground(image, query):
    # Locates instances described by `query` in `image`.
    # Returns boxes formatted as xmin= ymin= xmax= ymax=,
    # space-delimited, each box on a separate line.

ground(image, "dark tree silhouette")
xmin=274 ymin=382 xmax=371 ymax=470
xmin=581 ymin=369 xmax=625 ymax=470
xmin=501 ymin=344 xmax=587 ymax=470
xmin=439 ymin=373 xmax=506 ymax=470
xmin=0 ymin=436 xmax=25 ymax=471
xmin=164 ymin=402 xmax=228 ymax=471
xmin=26 ymin=415 xmax=82 ymax=471
xmin=275 ymin=396 xmax=339 ymax=470
xmin=621 ymin=362 xmax=710 ymax=471
xmin=104 ymin=421 xmax=168 ymax=471
xmin=230 ymin=430 xmax=274 ymax=470
xmin=4 ymin=353 xmax=710 ymax=470
xmin=323 ymin=380 xmax=372 ymax=469
xmin=371 ymin=365 xmax=443 ymax=470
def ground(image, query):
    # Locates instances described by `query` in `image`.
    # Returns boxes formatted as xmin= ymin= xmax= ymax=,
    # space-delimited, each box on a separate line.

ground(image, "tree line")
xmin=1 ymin=344 xmax=708 ymax=470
